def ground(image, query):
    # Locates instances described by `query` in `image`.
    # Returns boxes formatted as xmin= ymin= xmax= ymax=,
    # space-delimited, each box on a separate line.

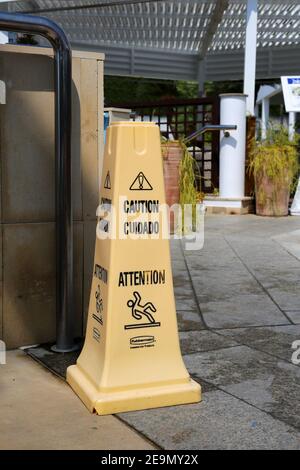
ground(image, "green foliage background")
xmin=104 ymin=76 xmax=244 ymax=105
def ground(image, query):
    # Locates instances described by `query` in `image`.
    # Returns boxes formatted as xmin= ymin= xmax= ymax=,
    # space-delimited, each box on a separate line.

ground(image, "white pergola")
xmin=1 ymin=0 xmax=300 ymax=114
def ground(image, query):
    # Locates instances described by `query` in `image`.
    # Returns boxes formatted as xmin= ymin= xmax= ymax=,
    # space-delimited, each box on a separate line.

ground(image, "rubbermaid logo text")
xmin=130 ymin=335 xmax=155 ymax=348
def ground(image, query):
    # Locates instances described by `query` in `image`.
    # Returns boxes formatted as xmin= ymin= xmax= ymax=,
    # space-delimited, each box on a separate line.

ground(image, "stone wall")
xmin=0 ymin=45 xmax=104 ymax=348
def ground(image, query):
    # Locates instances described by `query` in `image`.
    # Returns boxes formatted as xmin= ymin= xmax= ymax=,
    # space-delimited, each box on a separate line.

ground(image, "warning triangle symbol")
xmin=104 ymin=171 xmax=111 ymax=189
xmin=130 ymin=172 xmax=153 ymax=191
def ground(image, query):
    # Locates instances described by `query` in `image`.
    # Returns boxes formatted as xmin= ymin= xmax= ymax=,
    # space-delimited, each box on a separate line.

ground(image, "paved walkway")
xmin=120 ymin=215 xmax=300 ymax=449
xmin=1 ymin=215 xmax=300 ymax=449
xmin=0 ymin=351 xmax=155 ymax=450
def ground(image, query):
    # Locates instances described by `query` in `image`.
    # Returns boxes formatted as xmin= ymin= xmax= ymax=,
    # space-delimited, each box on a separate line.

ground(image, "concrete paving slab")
xmin=184 ymin=236 xmax=239 ymax=270
xmin=173 ymin=283 xmax=194 ymax=296
xmin=170 ymin=238 xmax=185 ymax=257
xmin=2 ymin=215 xmax=300 ymax=450
xmin=0 ymin=351 xmax=155 ymax=450
xmin=171 ymin=258 xmax=186 ymax=269
xmin=176 ymin=310 xmax=205 ymax=331
xmin=119 ymin=389 xmax=300 ymax=450
xmin=192 ymin=378 xmax=217 ymax=393
xmin=217 ymin=325 xmax=300 ymax=362
xmin=285 ymin=310 xmax=300 ymax=324
xmin=174 ymin=293 xmax=199 ymax=311
xmin=118 ymin=217 xmax=300 ymax=449
xmin=179 ymin=330 xmax=238 ymax=355
xmin=263 ymin=288 xmax=300 ymax=313
xmin=226 ymin=235 xmax=300 ymax=270
xmin=246 ymin=267 xmax=300 ymax=312
xmin=173 ymin=270 xmax=190 ymax=286
xmin=251 ymin=267 xmax=300 ymax=290
xmin=184 ymin=345 xmax=300 ymax=429
xmin=190 ymin=270 xmax=263 ymax=303
xmin=199 ymin=294 xmax=288 ymax=329
xmin=204 ymin=215 xmax=300 ymax=239
xmin=177 ymin=220 xmax=299 ymax=329
xmin=273 ymin=229 xmax=300 ymax=261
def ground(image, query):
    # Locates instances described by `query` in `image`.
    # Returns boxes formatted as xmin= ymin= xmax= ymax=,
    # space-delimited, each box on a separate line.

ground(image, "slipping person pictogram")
xmin=124 ymin=291 xmax=160 ymax=329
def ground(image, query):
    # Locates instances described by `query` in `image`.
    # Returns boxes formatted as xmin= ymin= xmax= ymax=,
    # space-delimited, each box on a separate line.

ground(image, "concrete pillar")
xmin=219 ymin=94 xmax=247 ymax=199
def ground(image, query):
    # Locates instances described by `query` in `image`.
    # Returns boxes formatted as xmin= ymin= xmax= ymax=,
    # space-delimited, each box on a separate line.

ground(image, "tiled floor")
xmin=3 ymin=214 xmax=300 ymax=449
xmin=119 ymin=215 xmax=300 ymax=449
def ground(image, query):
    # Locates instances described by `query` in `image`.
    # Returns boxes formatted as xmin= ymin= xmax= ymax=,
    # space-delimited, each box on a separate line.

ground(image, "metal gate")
xmin=109 ymin=97 xmax=220 ymax=192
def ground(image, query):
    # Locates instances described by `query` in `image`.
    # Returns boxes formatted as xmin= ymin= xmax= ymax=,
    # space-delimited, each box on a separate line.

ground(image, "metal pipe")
xmin=183 ymin=124 xmax=237 ymax=144
xmin=0 ymin=12 xmax=75 ymax=352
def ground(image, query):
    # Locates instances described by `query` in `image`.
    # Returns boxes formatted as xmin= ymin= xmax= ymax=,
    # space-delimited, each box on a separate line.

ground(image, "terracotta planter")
xmin=245 ymin=116 xmax=256 ymax=196
xmin=161 ymin=142 xmax=183 ymax=232
xmin=255 ymin=173 xmax=291 ymax=216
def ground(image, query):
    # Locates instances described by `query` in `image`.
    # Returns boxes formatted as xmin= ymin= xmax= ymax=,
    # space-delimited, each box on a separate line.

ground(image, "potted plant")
xmin=161 ymin=139 xmax=201 ymax=233
xmin=249 ymin=126 xmax=299 ymax=216
xmin=161 ymin=140 xmax=183 ymax=220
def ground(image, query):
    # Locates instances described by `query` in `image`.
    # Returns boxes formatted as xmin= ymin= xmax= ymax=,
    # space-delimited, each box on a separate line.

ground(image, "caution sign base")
xmin=68 ymin=365 xmax=200 ymax=415
xmin=67 ymin=122 xmax=201 ymax=415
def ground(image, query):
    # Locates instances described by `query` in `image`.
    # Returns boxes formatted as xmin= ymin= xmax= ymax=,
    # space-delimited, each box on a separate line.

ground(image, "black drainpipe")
xmin=0 ymin=12 xmax=75 ymax=352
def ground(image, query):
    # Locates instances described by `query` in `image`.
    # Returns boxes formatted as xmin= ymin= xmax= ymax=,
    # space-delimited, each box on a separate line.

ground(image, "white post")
xmin=261 ymin=98 xmax=270 ymax=140
xmin=289 ymin=112 xmax=300 ymax=215
xmin=0 ymin=0 xmax=14 ymax=43
xmin=289 ymin=111 xmax=296 ymax=141
xmin=243 ymin=0 xmax=258 ymax=116
xmin=291 ymin=179 xmax=300 ymax=215
xmin=219 ymin=94 xmax=247 ymax=199
xmin=0 ymin=32 xmax=7 ymax=44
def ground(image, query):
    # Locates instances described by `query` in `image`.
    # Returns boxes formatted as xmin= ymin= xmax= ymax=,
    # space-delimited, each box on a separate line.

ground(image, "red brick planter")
xmin=161 ymin=142 xmax=183 ymax=232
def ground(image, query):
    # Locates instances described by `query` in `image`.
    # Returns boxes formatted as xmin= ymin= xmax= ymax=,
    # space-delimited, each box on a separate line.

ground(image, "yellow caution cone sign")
xmin=67 ymin=122 xmax=201 ymax=415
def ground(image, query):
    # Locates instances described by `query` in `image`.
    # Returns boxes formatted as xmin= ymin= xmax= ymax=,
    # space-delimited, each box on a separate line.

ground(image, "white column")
xmin=289 ymin=111 xmax=296 ymax=141
xmin=219 ymin=94 xmax=247 ymax=199
xmin=243 ymin=0 xmax=258 ymax=116
xmin=291 ymin=179 xmax=300 ymax=215
xmin=0 ymin=31 xmax=8 ymax=43
xmin=261 ymin=98 xmax=269 ymax=140
xmin=0 ymin=0 xmax=14 ymax=43
xmin=289 ymin=112 xmax=300 ymax=215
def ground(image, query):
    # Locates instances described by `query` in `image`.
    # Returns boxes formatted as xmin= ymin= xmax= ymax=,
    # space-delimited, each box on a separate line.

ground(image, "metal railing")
xmin=0 ymin=12 xmax=75 ymax=352
xmin=110 ymin=97 xmax=220 ymax=191
xmin=183 ymin=124 xmax=237 ymax=145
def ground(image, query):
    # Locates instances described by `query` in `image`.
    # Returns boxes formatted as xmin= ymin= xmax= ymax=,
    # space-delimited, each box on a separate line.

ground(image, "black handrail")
xmin=183 ymin=124 xmax=237 ymax=144
xmin=0 ymin=12 xmax=75 ymax=352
